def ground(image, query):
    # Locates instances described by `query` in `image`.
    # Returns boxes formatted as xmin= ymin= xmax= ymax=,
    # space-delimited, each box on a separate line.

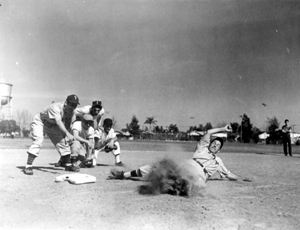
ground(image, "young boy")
xmin=65 ymin=114 xmax=95 ymax=172
xmin=94 ymin=118 xmax=124 ymax=166
xmin=108 ymin=125 xmax=252 ymax=196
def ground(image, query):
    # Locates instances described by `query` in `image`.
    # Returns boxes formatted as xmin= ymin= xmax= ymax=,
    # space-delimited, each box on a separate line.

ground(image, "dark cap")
xmin=66 ymin=94 xmax=80 ymax=105
xmin=103 ymin=118 xmax=113 ymax=126
xmin=210 ymin=137 xmax=224 ymax=149
xmin=92 ymin=100 xmax=102 ymax=109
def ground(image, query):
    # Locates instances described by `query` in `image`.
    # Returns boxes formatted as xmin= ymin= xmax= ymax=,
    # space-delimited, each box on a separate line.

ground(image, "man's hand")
xmin=66 ymin=133 xmax=75 ymax=143
xmin=85 ymin=140 xmax=93 ymax=149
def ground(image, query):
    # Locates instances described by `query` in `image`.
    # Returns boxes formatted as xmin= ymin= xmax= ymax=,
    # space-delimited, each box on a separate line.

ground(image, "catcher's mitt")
xmin=107 ymin=169 xmax=124 ymax=180
xmin=84 ymin=158 xmax=95 ymax=168
xmin=104 ymin=144 xmax=117 ymax=153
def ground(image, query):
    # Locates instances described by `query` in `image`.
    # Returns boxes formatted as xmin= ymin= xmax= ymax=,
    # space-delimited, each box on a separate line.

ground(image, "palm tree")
xmin=144 ymin=116 xmax=157 ymax=132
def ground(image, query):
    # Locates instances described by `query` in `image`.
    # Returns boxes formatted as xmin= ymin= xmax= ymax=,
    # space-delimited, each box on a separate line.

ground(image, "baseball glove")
xmin=84 ymin=158 xmax=94 ymax=168
xmin=104 ymin=144 xmax=117 ymax=153
xmin=107 ymin=169 xmax=124 ymax=180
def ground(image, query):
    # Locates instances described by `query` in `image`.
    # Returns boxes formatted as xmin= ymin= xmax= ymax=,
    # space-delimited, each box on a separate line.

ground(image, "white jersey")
xmin=72 ymin=121 xmax=94 ymax=140
xmin=74 ymin=105 xmax=105 ymax=129
xmin=40 ymin=101 xmax=73 ymax=130
xmin=95 ymin=127 xmax=116 ymax=145
xmin=192 ymin=135 xmax=230 ymax=178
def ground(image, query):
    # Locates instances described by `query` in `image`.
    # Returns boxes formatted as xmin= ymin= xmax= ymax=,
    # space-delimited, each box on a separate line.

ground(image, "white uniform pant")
xmin=27 ymin=114 xmax=72 ymax=157
xmin=71 ymin=140 xmax=88 ymax=158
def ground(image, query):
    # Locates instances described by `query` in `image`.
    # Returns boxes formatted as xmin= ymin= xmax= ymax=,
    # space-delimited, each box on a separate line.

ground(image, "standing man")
xmin=282 ymin=119 xmax=292 ymax=156
xmin=23 ymin=94 xmax=80 ymax=175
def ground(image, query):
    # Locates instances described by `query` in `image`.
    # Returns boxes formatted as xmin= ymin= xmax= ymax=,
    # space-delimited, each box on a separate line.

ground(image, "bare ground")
xmin=0 ymin=139 xmax=300 ymax=230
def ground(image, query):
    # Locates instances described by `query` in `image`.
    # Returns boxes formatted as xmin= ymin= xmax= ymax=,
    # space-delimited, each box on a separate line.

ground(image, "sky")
xmin=1 ymin=0 xmax=300 ymax=132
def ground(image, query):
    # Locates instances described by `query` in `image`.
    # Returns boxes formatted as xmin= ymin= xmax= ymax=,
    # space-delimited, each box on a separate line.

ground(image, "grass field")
xmin=1 ymin=137 xmax=299 ymax=155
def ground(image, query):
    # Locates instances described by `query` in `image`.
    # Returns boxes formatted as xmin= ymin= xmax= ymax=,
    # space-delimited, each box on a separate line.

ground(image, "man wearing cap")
xmin=23 ymin=94 xmax=80 ymax=175
xmin=67 ymin=114 xmax=95 ymax=171
xmin=73 ymin=100 xmax=105 ymax=130
xmin=94 ymin=118 xmax=124 ymax=166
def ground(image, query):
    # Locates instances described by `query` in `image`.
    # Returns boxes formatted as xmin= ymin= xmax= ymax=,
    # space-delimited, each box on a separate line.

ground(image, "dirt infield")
xmin=0 ymin=139 xmax=300 ymax=230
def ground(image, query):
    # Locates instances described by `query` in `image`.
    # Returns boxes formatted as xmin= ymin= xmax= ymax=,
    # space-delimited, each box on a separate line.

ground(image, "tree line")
xmin=0 ymin=109 xmax=287 ymax=144
xmin=122 ymin=114 xmax=286 ymax=143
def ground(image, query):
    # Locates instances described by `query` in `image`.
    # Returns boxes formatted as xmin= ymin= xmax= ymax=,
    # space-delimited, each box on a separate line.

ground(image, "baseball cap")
xmin=66 ymin=94 xmax=80 ymax=105
xmin=103 ymin=118 xmax=113 ymax=126
xmin=92 ymin=100 xmax=102 ymax=109
xmin=83 ymin=114 xmax=93 ymax=121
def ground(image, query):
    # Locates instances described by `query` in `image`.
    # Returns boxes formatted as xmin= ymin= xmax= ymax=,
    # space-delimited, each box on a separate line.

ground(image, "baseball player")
xmin=23 ymin=94 xmax=80 ymax=175
xmin=66 ymin=114 xmax=95 ymax=172
xmin=94 ymin=118 xmax=124 ymax=166
xmin=108 ymin=125 xmax=252 ymax=195
xmin=73 ymin=100 xmax=105 ymax=129
xmin=54 ymin=100 xmax=104 ymax=167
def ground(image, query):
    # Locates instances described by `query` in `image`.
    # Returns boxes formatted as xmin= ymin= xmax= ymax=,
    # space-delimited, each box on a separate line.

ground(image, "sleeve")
xmin=87 ymin=127 xmax=95 ymax=139
xmin=74 ymin=106 xmax=90 ymax=117
xmin=109 ymin=129 xmax=117 ymax=139
xmin=48 ymin=104 xmax=62 ymax=121
xmin=72 ymin=121 xmax=81 ymax=133
xmin=96 ymin=108 xmax=106 ymax=128
xmin=195 ymin=135 xmax=210 ymax=152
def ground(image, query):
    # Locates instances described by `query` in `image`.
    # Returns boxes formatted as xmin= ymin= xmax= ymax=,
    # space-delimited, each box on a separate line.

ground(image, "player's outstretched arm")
xmin=226 ymin=172 xmax=252 ymax=182
xmin=204 ymin=125 xmax=232 ymax=139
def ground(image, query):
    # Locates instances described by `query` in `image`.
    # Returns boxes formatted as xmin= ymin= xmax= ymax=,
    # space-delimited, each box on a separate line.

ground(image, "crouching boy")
xmin=65 ymin=114 xmax=95 ymax=172
xmin=94 ymin=118 xmax=124 ymax=166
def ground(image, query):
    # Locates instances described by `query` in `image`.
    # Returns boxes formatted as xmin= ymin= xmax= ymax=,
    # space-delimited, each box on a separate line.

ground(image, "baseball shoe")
xmin=54 ymin=158 xmax=69 ymax=167
xmin=23 ymin=167 xmax=33 ymax=175
xmin=65 ymin=165 xmax=80 ymax=172
xmin=115 ymin=161 xmax=125 ymax=167
xmin=108 ymin=169 xmax=124 ymax=179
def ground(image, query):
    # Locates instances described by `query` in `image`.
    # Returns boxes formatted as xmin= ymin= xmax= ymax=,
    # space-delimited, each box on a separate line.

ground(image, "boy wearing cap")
xmin=94 ymin=118 xmax=124 ymax=166
xmin=66 ymin=114 xmax=95 ymax=171
xmin=23 ymin=95 xmax=80 ymax=175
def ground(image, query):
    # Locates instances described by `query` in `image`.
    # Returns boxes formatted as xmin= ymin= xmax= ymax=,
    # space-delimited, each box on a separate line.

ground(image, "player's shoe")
xmin=108 ymin=169 xmax=124 ymax=179
xmin=23 ymin=167 xmax=33 ymax=175
xmin=65 ymin=165 xmax=80 ymax=172
xmin=115 ymin=161 xmax=125 ymax=167
xmin=54 ymin=158 xmax=69 ymax=167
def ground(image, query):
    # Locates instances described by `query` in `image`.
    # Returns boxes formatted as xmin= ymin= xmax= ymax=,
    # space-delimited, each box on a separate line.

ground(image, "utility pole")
xmin=262 ymin=103 xmax=267 ymax=144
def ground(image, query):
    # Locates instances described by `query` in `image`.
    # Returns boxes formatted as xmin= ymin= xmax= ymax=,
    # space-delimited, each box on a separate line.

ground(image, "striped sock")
xmin=26 ymin=153 xmax=36 ymax=168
